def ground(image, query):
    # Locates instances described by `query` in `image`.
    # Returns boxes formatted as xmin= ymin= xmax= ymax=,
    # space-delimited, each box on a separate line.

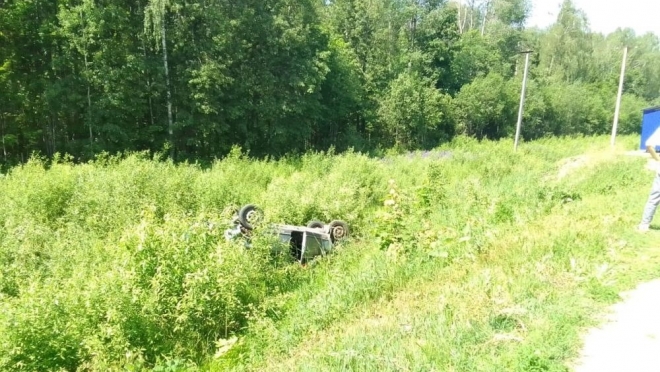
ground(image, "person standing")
xmin=639 ymin=127 xmax=660 ymax=232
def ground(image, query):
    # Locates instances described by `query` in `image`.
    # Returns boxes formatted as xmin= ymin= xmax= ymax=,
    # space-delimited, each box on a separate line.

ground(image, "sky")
xmin=526 ymin=0 xmax=660 ymax=37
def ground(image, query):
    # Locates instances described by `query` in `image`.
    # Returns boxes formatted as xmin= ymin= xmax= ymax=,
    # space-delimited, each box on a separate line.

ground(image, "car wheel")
xmin=306 ymin=220 xmax=325 ymax=229
xmin=238 ymin=204 xmax=263 ymax=230
xmin=329 ymin=220 xmax=349 ymax=242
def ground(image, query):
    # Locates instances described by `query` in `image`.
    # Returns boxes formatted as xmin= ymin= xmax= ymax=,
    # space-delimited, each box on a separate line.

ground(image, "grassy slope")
xmin=1 ymin=135 xmax=658 ymax=371
xmin=211 ymin=135 xmax=660 ymax=372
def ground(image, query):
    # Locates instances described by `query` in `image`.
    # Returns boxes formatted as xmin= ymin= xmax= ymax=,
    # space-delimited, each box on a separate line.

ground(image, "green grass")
xmin=1 ymin=135 xmax=658 ymax=371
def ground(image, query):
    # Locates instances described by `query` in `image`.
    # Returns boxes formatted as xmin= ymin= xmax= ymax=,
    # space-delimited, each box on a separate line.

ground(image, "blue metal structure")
xmin=640 ymin=106 xmax=660 ymax=150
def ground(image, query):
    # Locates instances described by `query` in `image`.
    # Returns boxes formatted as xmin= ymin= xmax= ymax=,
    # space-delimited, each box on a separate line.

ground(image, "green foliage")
xmin=0 ymin=146 xmax=393 ymax=370
xmin=454 ymin=72 xmax=517 ymax=138
xmin=617 ymin=93 xmax=648 ymax=134
xmin=378 ymin=71 xmax=453 ymax=149
xmin=450 ymin=30 xmax=503 ymax=89
xmin=0 ymin=134 xmax=656 ymax=371
xmin=207 ymin=134 xmax=655 ymax=372
xmin=0 ymin=0 xmax=659 ymax=164
xmin=0 ymin=145 xmax=323 ymax=369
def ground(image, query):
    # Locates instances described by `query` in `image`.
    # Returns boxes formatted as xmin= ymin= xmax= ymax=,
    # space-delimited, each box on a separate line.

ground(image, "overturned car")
xmin=223 ymin=204 xmax=350 ymax=263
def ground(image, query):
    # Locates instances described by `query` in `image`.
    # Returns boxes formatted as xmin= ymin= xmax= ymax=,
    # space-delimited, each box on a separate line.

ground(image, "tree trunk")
xmin=457 ymin=2 xmax=463 ymax=34
xmin=161 ymin=20 xmax=174 ymax=159
xmin=138 ymin=0 xmax=156 ymax=131
xmin=462 ymin=10 xmax=468 ymax=33
xmin=514 ymin=56 xmax=519 ymax=76
xmin=1 ymin=115 xmax=6 ymax=162
xmin=549 ymin=55 xmax=555 ymax=74
xmin=143 ymin=40 xmax=156 ymax=131
xmin=80 ymin=7 xmax=94 ymax=152
xmin=388 ymin=18 xmax=392 ymax=73
xmin=87 ymin=85 xmax=93 ymax=146
xmin=481 ymin=1 xmax=489 ymax=36
xmin=51 ymin=115 xmax=55 ymax=155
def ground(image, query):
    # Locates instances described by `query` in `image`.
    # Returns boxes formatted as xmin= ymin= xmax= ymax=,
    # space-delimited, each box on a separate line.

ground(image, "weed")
xmin=0 ymin=134 xmax=655 ymax=372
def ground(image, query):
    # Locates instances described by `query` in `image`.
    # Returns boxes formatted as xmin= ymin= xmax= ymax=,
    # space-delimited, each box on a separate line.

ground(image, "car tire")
xmin=329 ymin=220 xmax=349 ymax=242
xmin=238 ymin=204 xmax=263 ymax=230
xmin=306 ymin=220 xmax=325 ymax=229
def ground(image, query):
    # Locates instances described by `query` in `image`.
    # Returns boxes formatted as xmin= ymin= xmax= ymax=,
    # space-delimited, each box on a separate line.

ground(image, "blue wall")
xmin=640 ymin=106 xmax=660 ymax=150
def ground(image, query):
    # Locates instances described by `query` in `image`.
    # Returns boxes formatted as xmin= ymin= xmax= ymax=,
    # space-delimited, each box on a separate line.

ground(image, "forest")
xmin=2 ymin=1 xmax=660 ymax=370
xmin=0 ymin=0 xmax=659 ymax=164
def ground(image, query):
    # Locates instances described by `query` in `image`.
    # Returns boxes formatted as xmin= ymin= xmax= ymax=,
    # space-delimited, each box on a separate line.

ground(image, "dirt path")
xmin=573 ymin=279 xmax=660 ymax=372
xmin=561 ymin=149 xmax=660 ymax=371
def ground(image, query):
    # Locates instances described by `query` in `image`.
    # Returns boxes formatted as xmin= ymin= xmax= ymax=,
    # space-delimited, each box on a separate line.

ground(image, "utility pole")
xmin=611 ymin=46 xmax=628 ymax=148
xmin=514 ymin=50 xmax=532 ymax=151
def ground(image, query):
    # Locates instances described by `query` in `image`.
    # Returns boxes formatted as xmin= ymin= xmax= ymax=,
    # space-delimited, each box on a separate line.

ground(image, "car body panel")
xmin=223 ymin=204 xmax=348 ymax=264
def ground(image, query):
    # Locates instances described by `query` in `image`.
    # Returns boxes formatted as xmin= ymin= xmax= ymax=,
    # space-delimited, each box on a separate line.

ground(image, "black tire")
xmin=329 ymin=220 xmax=349 ymax=242
xmin=306 ymin=220 xmax=325 ymax=229
xmin=238 ymin=204 xmax=263 ymax=230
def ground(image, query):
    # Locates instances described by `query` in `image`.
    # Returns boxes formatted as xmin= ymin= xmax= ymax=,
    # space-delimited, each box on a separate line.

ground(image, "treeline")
xmin=0 ymin=0 xmax=658 ymax=163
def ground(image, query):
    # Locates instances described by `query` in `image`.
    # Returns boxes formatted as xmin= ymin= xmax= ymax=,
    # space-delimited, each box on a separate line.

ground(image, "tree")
xmin=453 ymin=72 xmax=517 ymax=139
xmin=378 ymin=70 xmax=452 ymax=149
xmin=145 ymin=0 xmax=175 ymax=158
xmin=0 ymin=0 xmax=658 ymax=167
xmin=537 ymin=0 xmax=592 ymax=81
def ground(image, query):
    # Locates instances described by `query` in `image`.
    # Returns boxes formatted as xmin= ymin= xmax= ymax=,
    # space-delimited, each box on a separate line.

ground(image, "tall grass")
xmin=0 ymin=135 xmax=654 ymax=371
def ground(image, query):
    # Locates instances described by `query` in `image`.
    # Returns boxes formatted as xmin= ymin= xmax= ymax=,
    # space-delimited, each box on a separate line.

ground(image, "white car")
xmin=224 ymin=204 xmax=349 ymax=263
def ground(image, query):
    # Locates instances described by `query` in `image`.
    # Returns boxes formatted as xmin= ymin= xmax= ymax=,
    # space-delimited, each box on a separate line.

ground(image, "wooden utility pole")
xmin=610 ymin=46 xmax=628 ymax=148
xmin=514 ymin=50 xmax=532 ymax=151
